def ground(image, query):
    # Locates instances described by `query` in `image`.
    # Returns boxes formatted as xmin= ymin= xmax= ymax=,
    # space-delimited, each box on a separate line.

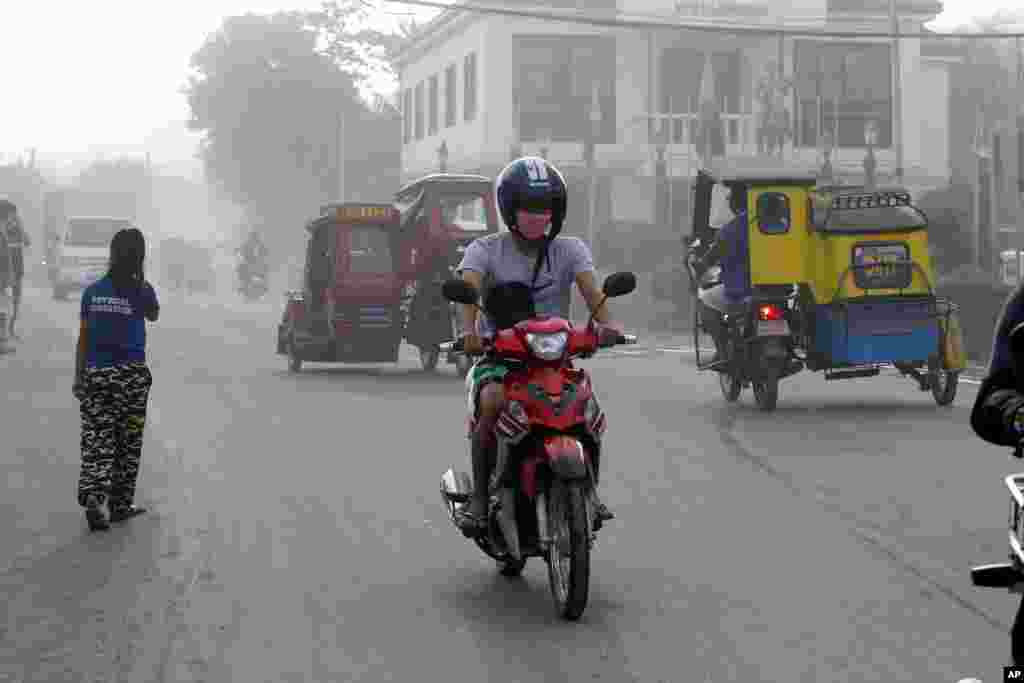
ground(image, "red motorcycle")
xmin=438 ymin=272 xmax=637 ymax=620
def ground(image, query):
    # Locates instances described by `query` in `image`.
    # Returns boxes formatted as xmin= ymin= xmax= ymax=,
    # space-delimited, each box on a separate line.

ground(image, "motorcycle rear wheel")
xmin=752 ymin=378 xmax=779 ymax=412
xmin=288 ymin=336 xmax=302 ymax=373
xmin=546 ymin=481 xmax=590 ymax=621
xmin=719 ymin=372 xmax=742 ymax=402
xmin=419 ymin=346 xmax=440 ymax=372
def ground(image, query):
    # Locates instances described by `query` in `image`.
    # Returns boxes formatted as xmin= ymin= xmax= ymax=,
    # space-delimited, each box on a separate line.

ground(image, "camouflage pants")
xmin=77 ymin=362 xmax=153 ymax=510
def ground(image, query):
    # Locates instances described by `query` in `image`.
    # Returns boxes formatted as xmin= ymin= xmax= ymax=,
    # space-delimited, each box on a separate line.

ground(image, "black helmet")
xmin=496 ymin=157 xmax=567 ymax=236
xmin=495 ymin=157 xmax=568 ymax=283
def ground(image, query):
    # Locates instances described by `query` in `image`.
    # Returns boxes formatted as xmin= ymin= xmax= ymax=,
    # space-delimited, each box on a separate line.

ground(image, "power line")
xmin=353 ymin=0 xmax=422 ymax=18
xmin=387 ymin=0 xmax=1024 ymax=39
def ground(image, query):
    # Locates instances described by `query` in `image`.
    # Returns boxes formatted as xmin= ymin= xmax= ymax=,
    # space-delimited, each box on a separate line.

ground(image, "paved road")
xmin=0 ymin=286 xmax=1017 ymax=682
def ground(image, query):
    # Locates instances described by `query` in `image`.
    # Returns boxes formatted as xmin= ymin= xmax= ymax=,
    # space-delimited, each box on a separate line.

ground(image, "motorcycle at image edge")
xmin=971 ymin=321 xmax=1024 ymax=665
xmin=438 ymin=271 xmax=638 ymax=621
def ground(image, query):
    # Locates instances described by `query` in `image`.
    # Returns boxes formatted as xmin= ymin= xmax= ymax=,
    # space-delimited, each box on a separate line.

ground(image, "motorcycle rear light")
xmin=758 ymin=304 xmax=784 ymax=321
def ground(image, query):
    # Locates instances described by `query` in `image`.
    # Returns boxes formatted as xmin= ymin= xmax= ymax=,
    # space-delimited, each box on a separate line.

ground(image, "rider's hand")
xmin=596 ymin=321 xmax=625 ymax=347
xmin=462 ymin=333 xmax=484 ymax=355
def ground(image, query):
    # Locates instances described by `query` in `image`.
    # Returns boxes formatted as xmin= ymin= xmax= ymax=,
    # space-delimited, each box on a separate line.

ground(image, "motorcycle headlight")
xmin=525 ymin=331 xmax=568 ymax=361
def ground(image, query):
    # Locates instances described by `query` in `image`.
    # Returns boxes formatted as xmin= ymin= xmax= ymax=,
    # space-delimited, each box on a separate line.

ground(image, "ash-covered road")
xmin=0 ymin=286 xmax=1014 ymax=682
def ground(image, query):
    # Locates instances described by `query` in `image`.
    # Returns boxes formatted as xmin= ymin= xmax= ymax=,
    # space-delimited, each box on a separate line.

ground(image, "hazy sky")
xmin=0 ymin=0 xmax=1014 ymax=165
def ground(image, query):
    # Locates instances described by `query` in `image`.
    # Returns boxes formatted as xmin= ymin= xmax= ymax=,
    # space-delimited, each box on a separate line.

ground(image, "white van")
xmin=52 ymin=216 xmax=135 ymax=300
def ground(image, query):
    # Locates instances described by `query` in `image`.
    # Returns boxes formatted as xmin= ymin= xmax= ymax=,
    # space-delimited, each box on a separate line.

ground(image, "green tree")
xmin=184 ymin=5 xmax=402 ymax=265
xmin=76 ymin=158 xmax=151 ymax=195
xmin=70 ymin=158 xmax=155 ymax=229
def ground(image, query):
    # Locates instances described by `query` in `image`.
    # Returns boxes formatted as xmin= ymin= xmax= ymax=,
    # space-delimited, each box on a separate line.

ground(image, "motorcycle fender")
xmin=541 ymin=435 xmax=589 ymax=480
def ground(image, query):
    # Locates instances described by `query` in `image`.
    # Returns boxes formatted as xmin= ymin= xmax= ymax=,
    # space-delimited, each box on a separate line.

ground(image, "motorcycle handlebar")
xmin=440 ymin=331 xmax=639 ymax=356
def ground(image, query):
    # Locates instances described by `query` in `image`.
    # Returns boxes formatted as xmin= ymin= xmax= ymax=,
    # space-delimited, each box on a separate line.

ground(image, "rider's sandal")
xmin=592 ymin=502 xmax=614 ymax=532
xmin=454 ymin=509 xmax=487 ymax=538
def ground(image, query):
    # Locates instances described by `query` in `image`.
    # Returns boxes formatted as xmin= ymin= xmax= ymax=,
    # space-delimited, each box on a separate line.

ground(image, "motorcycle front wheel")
xmin=1012 ymin=594 xmax=1024 ymax=665
xmin=546 ymin=481 xmax=590 ymax=621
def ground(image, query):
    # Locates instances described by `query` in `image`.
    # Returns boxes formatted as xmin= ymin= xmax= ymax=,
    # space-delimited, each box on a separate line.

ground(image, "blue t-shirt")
xmin=80 ymin=275 xmax=159 ymax=368
xmin=717 ymin=211 xmax=751 ymax=301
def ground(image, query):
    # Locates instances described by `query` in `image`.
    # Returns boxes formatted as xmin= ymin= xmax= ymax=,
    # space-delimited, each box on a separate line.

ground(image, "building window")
xmin=658 ymin=48 xmax=742 ymax=144
xmin=515 ymin=36 xmax=616 ymax=143
xmin=403 ymin=89 xmax=412 ymax=144
xmin=445 ymin=65 xmax=457 ymax=128
xmin=429 ymin=75 xmax=439 ymax=135
xmin=415 ymin=82 xmax=424 ymax=140
xmin=793 ymin=41 xmax=893 ymax=149
xmin=659 ymin=48 xmax=741 ymax=114
xmin=464 ymin=52 xmax=478 ymax=123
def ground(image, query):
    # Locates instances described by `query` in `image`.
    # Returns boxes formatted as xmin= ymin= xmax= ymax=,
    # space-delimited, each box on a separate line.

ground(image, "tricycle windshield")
xmin=347 ymin=225 xmax=394 ymax=274
xmin=438 ymin=193 xmax=491 ymax=233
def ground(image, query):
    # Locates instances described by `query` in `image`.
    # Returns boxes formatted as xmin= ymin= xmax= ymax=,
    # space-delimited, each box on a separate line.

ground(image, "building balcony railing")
xmin=645 ymin=111 xmax=755 ymax=149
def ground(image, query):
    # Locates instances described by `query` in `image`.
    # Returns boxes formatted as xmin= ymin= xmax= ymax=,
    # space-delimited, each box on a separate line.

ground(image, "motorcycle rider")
xmin=453 ymin=156 xmax=623 ymax=537
xmin=237 ymin=230 xmax=269 ymax=288
xmin=971 ymin=282 xmax=1024 ymax=445
xmin=692 ymin=186 xmax=750 ymax=364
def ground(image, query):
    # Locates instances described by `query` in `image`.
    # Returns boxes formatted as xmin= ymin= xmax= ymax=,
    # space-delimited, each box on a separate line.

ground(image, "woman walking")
xmin=74 ymin=228 xmax=159 ymax=531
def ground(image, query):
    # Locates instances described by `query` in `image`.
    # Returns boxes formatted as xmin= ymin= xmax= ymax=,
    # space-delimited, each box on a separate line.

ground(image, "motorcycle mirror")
xmin=441 ymin=279 xmax=479 ymax=306
xmin=602 ymin=272 xmax=637 ymax=298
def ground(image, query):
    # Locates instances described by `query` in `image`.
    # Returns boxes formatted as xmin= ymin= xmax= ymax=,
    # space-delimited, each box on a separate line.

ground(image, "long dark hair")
xmin=108 ymin=228 xmax=146 ymax=295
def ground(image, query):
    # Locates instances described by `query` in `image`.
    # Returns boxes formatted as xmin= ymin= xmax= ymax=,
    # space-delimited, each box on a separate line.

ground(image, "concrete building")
xmin=393 ymin=0 xmax=960 ymax=271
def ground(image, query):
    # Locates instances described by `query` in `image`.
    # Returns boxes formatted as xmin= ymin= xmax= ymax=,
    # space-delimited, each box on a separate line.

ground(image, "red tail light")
xmin=758 ymin=304 xmax=785 ymax=321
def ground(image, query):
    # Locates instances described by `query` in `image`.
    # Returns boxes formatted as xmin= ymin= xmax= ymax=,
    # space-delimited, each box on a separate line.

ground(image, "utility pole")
xmin=889 ymin=0 xmax=904 ymax=183
xmin=1017 ymin=37 xmax=1022 ymax=219
xmin=337 ymin=107 xmax=346 ymax=200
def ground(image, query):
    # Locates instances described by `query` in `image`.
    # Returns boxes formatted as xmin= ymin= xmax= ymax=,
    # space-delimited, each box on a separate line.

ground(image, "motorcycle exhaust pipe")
xmin=971 ymin=563 xmax=1024 ymax=589
xmin=440 ymin=468 xmax=472 ymax=526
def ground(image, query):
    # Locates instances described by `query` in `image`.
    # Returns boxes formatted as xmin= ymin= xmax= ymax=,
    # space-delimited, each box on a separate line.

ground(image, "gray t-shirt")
xmin=457 ymin=233 xmax=594 ymax=337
